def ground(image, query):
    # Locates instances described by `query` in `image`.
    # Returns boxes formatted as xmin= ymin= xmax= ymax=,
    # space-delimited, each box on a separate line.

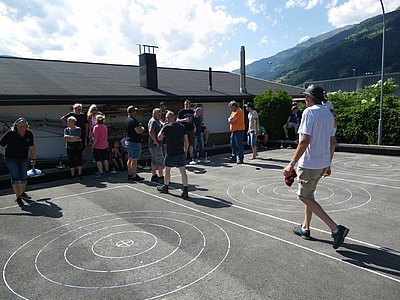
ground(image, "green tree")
xmin=328 ymin=78 xmax=400 ymax=145
xmin=254 ymin=88 xmax=293 ymax=140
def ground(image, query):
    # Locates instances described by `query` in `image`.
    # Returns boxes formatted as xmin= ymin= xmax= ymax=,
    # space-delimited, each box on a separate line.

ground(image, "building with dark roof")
xmin=0 ymin=55 xmax=304 ymax=159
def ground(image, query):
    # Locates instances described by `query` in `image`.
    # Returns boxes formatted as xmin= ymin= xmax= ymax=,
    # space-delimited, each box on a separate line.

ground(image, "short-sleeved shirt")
xmin=297 ymin=104 xmax=335 ymax=169
xmin=148 ymin=117 xmax=163 ymax=149
xmin=322 ymin=101 xmax=334 ymax=111
xmin=0 ymin=129 xmax=34 ymax=159
xmin=248 ymin=110 xmax=259 ymax=133
xmin=92 ymin=124 xmax=108 ymax=150
xmin=193 ymin=115 xmax=202 ymax=136
xmin=178 ymin=109 xmax=195 ymax=131
xmin=125 ymin=116 xmax=142 ymax=143
xmin=289 ymin=111 xmax=298 ymax=124
xmin=259 ymin=125 xmax=266 ymax=135
xmin=160 ymin=122 xmax=186 ymax=156
xmin=64 ymin=126 xmax=82 ymax=149
xmin=62 ymin=112 xmax=88 ymax=136
xmin=160 ymin=111 xmax=167 ymax=123
xmin=229 ymin=108 xmax=245 ymax=132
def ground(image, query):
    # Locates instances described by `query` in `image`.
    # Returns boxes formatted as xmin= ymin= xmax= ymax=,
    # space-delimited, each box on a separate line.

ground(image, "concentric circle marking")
xmin=332 ymin=157 xmax=399 ymax=173
xmin=4 ymin=211 xmax=230 ymax=299
xmin=227 ymin=176 xmax=371 ymax=212
xmin=92 ymin=230 xmax=158 ymax=259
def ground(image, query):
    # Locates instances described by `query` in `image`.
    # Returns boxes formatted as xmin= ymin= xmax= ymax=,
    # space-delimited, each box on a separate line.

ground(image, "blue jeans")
xmin=5 ymin=156 xmax=29 ymax=184
xmin=125 ymin=140 xmax=141 ymax=160
xmin=194 ymin=134 xmax=204 ymax=159
xmin=230 ymin=131 xmax=244 ymax=161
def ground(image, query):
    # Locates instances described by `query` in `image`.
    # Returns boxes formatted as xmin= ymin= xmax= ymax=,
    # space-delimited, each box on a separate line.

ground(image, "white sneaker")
xmin=189 ymin=160 xmax=198 ymax=165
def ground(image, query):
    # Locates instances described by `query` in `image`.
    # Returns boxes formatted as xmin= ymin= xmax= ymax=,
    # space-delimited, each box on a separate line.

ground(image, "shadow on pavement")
xmin=0 ymin=198 xmax=63 ymax=218
xmin=338 ymin=243 xmax=400 ymax=278
xmin=309 ymin=237 xmax=400 ymax=278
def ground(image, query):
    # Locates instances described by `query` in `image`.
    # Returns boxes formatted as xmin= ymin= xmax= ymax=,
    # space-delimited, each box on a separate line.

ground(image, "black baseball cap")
xmin=303 ymin=85 xmax=326 ymax=102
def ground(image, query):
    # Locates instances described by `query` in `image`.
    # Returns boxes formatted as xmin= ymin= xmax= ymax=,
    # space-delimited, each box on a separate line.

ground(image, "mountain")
xmin=241 ymin=9 xmax=400 ymax=86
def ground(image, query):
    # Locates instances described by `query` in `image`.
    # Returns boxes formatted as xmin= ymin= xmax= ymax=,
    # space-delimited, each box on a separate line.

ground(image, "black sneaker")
xmin=20 ymin=192 xmax=32 ymax=200
xmin=228 ymin=157 xmax=236 ymax=162
xmin=237 ymin=160 xmax=244 ymax=164
xmin=181 ymin=189 xmax=189 ymax=199
xmin=132 ymin=175 xmax=145 ymax=181
xmin=157 ymin=184 xmax=169 ymax=194
xmin=158 ymin=176 xmax=164 ymax=183
xmin=151 ymin=175 xmax=159 ymax=182
xmin=332 ymin=225 xmax=350 ymax=249
xmin=128 ymin=174 xmax=133 ymax=181
xmin=292 ymin=226 xmax=311 ymax=240
xmin=15 ymin=197 xmax=24 ymax=207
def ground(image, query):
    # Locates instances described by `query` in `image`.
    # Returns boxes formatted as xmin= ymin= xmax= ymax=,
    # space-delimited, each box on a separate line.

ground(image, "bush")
xmin=254 ymin=88 xmax=293 ymax=140
xmin=328 ymin=78 xmax=400 ymax=145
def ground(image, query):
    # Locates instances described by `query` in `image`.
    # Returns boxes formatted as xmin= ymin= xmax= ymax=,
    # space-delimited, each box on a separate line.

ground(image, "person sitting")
xmin=201 ymin=122 xmax=210 ymax=146
xmin=257 ymin=125 xmax=268 ymax=149
xmin=283 ymin=106 xmax=299 ymax=140
xmin=110 ymin=140 xmax=125 ymax=170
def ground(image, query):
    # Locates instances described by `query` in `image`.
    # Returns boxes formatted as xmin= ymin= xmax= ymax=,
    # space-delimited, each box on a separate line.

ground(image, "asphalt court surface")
xmin=0 ymin=149 xmax=399 ymax=299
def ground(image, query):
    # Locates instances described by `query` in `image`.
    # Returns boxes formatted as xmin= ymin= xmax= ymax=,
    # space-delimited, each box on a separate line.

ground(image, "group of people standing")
xmin=228 ymin=100 xmax=265 ymax=164
xmin=61 ymin=103 xmax=109 ymax=179
xmin=0 ymin=85 xmax=350 ymax=249
xmin=125 ymin=99 xmax=211 ymax=199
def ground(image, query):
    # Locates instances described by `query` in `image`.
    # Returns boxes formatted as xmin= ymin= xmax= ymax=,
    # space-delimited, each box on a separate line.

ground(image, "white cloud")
xmin=213 ymin=57 xmax=256 ymax=72
xmin=246 ymin=0 xmax=266 ymax=14
xmin=247 ymin=21 xmax=258 ymax=31
xmin=257 ymin=36 xmax=269 ymax=46
xmin=327 ymin=0 xmax=400 ymax=27
xmin=285 ymin=0 xmax=321 ymax=10
xmin=0 ymin=0 xmax=247 ymax=68
xmin=298 ymin=35 xmax=310 ymax=43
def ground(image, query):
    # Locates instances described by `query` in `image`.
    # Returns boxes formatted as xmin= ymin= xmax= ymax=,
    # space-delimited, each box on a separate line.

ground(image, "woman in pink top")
xmin=92 ymin=115 xmax=109 ymax=177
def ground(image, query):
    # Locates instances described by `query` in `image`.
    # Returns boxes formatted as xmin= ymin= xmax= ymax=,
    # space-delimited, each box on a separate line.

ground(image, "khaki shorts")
xmin=297 ymin=167 xmax=329 ymax=201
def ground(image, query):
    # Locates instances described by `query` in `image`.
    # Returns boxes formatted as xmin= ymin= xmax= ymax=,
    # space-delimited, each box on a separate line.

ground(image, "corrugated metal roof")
xmin=0 ymin=57 xmax=304 ymax=103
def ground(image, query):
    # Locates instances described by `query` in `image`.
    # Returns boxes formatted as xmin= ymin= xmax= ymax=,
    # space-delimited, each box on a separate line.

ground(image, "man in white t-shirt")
xmin=283 ymin=85 xmax=349 ymax=249
xmin=245 ymin=102 xmax=259 ymax=160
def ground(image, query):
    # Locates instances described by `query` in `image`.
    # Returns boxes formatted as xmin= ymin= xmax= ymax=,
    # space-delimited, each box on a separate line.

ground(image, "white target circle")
xmin=227 ymin=176 xmax=371 ymax=212
xmin=3 ymin=211 xmax=230 ymax=299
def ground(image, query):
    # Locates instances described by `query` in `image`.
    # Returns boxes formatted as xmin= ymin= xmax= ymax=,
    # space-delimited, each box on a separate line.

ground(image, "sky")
xmin=1 ymin=0 xmax=399 ymax=71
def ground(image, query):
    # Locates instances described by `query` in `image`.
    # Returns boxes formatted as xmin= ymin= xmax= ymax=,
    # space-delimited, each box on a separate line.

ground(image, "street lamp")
xmin=378 ymin=0 xmax=385 ymax=145
xmin=352 ymin=68 xmax=356 ymax=77
xmin=267 ymin=62 xmax=272 ymax=80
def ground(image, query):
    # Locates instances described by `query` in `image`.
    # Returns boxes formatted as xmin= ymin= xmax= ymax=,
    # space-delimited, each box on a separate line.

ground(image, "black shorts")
xmin=187 ymin=130 xmax=195 ymax=146
xmin=165 ymin=154 xmax=186 ymax=168
xmin=93 ymin=148 xmax=109 ymax=162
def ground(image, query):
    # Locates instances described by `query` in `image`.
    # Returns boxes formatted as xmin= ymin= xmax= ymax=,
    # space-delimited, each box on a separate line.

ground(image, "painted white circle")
xmin=331 ymin=157 xmax=399 ymax=173
xmin=92 ymin=230 xmax=158 ymax=259
xmin=227 ymin=176 xmax=371 ymax=212
xmin=3 ymin=211 xmax=230 ymax=299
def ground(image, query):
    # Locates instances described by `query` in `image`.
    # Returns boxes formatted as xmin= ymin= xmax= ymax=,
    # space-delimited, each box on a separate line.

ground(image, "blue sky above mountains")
xmin=1 ymin=0 xmax=399 ymax=71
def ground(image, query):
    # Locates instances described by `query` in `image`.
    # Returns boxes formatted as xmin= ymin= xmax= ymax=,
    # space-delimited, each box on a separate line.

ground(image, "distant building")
xmin=305 ymin=72 xmax=400 ymax=98
xmin=0 ymin=55 xmax=304 ymax=159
